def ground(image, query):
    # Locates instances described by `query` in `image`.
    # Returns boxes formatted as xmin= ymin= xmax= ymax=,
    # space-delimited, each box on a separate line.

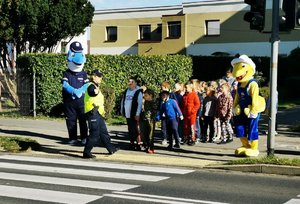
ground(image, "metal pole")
xmin=268 ymin=0 xmax=280 ymax=156
xmin=33 ymin=72 xmax=36 ymax=118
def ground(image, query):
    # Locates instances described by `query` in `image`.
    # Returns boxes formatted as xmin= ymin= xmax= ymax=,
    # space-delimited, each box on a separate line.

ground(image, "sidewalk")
xmin=0 ymin=106 xmax=299 ymax=175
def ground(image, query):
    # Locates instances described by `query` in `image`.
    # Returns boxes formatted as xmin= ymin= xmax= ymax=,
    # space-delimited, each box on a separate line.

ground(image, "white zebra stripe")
xmin=283 ymin=199 xmax=300 ymax=204
xmin=0 ymin=172 xmax=139 ymax=191
xmin=110 ymin=191 xmax=230 ymax=204
xmin=103 ymin=193 xmax=193 ymax=204
xmin=0 ymin=155 xmax=194 ymax=174
xmin=0 ymin=185 xmax=101 ymax=204
xmin=0 ymin=162 xmax=169 ymax=182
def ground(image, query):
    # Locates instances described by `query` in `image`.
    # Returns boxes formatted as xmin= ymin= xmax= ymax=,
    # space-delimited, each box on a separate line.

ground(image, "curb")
xmin=204 ymin=164 xmax=300 ymax=176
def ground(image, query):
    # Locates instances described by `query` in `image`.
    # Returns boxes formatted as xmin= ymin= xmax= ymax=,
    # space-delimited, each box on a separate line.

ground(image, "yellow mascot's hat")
xmin=231 ymin=55 xmax=256 ymax=73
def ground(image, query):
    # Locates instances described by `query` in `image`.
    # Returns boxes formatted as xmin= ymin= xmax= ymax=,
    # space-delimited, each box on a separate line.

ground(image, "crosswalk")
xmin=0 ymin=155 xmax=195 ymax=204
xmin=284 ymin=195 xmax=300 ymax=204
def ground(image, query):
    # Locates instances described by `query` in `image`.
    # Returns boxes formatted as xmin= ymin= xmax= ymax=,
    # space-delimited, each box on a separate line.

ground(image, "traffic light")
xmin=244 ymin=0 xmax=267 ymax=32
xmin=280 ymin=0 xmax=300 ymax=30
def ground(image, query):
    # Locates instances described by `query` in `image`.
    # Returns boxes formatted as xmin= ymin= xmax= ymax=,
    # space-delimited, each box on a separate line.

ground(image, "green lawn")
xmin=0 ymin=136 xmax=40 ymax=152
xmin=227 ymin=156 xmax=300 ymax=166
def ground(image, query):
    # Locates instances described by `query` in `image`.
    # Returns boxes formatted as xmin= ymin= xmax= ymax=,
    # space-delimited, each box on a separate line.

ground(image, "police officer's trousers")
xmin=83 ymin=111 xmax=116 ymax=155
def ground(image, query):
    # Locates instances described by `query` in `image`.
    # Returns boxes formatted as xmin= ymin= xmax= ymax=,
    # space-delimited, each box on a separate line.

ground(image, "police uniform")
xmin=62 ymin=69 xmax=88 ymax=142
xmin=83 ymin=70 xmax=117 ymax=158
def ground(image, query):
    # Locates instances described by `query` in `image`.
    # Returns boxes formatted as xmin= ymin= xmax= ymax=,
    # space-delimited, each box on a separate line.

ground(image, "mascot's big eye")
xmin=242 ymin=64 xmax=246 ymax=68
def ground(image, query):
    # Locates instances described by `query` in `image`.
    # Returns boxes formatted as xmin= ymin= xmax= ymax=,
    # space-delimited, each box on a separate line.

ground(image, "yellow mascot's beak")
xmin=232 ymin=62 xmax=253 ymax=82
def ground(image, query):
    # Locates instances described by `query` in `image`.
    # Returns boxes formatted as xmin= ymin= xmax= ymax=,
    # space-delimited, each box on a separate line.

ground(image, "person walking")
xmin=83 ymin=70 xmax=118 ymax=158
xmin=121 ymin=76 xmax=143 ymax=150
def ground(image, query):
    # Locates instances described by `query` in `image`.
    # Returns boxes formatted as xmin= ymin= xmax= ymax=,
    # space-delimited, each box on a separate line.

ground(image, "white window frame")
xmin=106 ymin=26 xmax=117 ymax=41
xmin=205 ymin=20 xmax=220 ymax=36
xmin=167 ymin=21 xmax=181 ymax=38
xmin=139 ymin=24 xmax=151 ymax=40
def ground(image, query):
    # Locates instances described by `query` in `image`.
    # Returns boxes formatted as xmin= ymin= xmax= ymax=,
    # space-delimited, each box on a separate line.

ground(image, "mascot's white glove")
xmin=244 ymin=105 xmax=258 ymax=118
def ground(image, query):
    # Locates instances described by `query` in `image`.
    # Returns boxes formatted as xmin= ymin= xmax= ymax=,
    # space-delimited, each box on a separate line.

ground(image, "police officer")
xmin=62 ymin=41 xmax=88 ymax=145
xmin=83 ymin=70 xmax=118 ymax=158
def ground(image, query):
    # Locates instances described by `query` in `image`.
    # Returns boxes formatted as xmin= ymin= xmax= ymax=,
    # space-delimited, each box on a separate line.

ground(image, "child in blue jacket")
xmin=156 ymin=91 xmax=184 ymax=150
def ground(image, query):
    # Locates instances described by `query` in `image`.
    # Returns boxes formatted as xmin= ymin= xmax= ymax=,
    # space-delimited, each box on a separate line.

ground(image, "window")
xmin=167 ymin=21 xmax=181 ymax=38
xmin=106 ymin=26 xmax=117 ymax=41
xmin=157 ymin=24 xmax=162 ymax=34
xmin=206 ymin=20 xmax=220 ymax=36
xmin=139 ymin=24 xmax=151 ymax=40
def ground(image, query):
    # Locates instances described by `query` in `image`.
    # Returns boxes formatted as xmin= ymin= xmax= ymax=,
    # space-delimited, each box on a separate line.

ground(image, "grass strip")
xmin=227 ymin=156 xmax=300 ymax=166
xmin=0 ymin=136 xmax=40 ymax=152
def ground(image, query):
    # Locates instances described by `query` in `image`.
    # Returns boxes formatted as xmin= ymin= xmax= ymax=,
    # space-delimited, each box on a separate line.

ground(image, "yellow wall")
xmin=138 ymin=15 xmax=187 ymax=55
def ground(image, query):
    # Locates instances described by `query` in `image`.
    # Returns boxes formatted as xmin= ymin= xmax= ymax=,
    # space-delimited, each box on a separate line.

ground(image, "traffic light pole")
xmin=268 ymin=0 xmax=280 ymax=156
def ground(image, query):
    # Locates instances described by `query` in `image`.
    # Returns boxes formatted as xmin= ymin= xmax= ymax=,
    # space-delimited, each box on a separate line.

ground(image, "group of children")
xmin=139 ymin=74 xmax=237 ymax=154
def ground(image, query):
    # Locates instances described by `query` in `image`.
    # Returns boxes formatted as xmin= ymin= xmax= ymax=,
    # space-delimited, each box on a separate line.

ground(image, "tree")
xmin=0 ymin=0 xmax=94 ymax=107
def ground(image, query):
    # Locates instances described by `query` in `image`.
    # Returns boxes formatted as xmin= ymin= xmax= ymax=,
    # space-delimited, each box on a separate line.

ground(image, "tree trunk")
xmin=0 ymin=81 xmax=2 ymax=112
xmin=0 ymin=74 xmax=20 ymax=108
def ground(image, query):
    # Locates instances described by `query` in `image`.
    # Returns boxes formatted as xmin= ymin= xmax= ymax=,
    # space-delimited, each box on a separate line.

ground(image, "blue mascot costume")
xmin=62 ymin=41 xmax=89 ymax=145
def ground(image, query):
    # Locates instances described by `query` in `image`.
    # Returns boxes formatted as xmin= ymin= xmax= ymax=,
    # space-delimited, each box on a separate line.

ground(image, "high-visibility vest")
xmin=84 ymin=82 xmax=105 ymax=116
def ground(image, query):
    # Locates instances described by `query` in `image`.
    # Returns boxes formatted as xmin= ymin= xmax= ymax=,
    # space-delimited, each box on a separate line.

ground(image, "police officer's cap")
xmin=92 ymin=70 xmax=103 ymax=77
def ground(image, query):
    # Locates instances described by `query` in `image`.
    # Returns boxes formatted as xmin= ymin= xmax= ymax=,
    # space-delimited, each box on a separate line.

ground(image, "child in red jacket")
xmin=181 ymin=81 xmax=200 ymax=145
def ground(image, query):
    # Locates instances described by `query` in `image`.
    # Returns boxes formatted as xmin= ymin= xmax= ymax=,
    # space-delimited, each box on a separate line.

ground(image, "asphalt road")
xmin=0 ymin=155 xmax=299 ymax=204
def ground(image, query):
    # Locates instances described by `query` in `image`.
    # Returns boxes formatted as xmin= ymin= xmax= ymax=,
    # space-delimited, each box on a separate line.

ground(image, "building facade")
xmin=90 ymin=0 xmax=300 ymax=57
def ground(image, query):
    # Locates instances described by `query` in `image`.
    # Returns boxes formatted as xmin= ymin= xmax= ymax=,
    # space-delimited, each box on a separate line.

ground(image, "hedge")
xmin=16 ymin=54 xmax=193 ymax=118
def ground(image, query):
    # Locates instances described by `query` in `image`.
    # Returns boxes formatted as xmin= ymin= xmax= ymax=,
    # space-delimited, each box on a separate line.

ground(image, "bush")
xmin=260 ymin=86 xmax=269 ymax=99
xmin=101 ymin=85 xmax=115 ymax=119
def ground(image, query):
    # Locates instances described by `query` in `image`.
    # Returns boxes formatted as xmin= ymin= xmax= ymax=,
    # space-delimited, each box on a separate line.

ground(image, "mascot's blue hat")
xmin=70 ymin=41 xmax=83 ymax=53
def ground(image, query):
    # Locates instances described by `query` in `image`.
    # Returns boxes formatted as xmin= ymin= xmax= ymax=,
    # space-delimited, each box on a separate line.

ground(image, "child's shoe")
xmin=226 ymin=138 xmax=233 ymax=143
xmin=173 ymin=143 xmax=180 ymax=149
xmin=167 ymin=145 xmax=173 ymax=150
xmin=161 ymin=139 xmax=168 ymax=145
xmin=135 ymin=144 xmax=142 ymax=151
xmin=217 ymin=139 xmax=227 ymax=144
xmin=147 ymin=149 xmax=154 ymax=154
xmin=188 ymin=139 xmax=195 ymax=146
xmin=182 ymin=138 xmax=188 ymax=145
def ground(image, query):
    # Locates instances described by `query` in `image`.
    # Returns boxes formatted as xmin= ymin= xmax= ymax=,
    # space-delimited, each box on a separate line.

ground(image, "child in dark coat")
xmin=140 ymin=89 xmax=158 ymax=154
xmin=202 ymin=87 xmax=218 ymax=143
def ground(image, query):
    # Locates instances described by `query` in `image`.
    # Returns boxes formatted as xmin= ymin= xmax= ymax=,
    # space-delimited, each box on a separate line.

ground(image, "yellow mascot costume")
xmin=231 ymin=55 xmax=265 ymax=157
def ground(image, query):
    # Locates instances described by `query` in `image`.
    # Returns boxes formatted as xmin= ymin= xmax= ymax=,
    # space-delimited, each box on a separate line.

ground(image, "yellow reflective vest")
xmin=84 ymin=82 xmax=105 ymax=116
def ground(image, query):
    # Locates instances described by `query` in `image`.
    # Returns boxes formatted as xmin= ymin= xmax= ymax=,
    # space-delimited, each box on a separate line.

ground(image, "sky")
xmin=89 ymin=0 xmax=201 ymax=10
